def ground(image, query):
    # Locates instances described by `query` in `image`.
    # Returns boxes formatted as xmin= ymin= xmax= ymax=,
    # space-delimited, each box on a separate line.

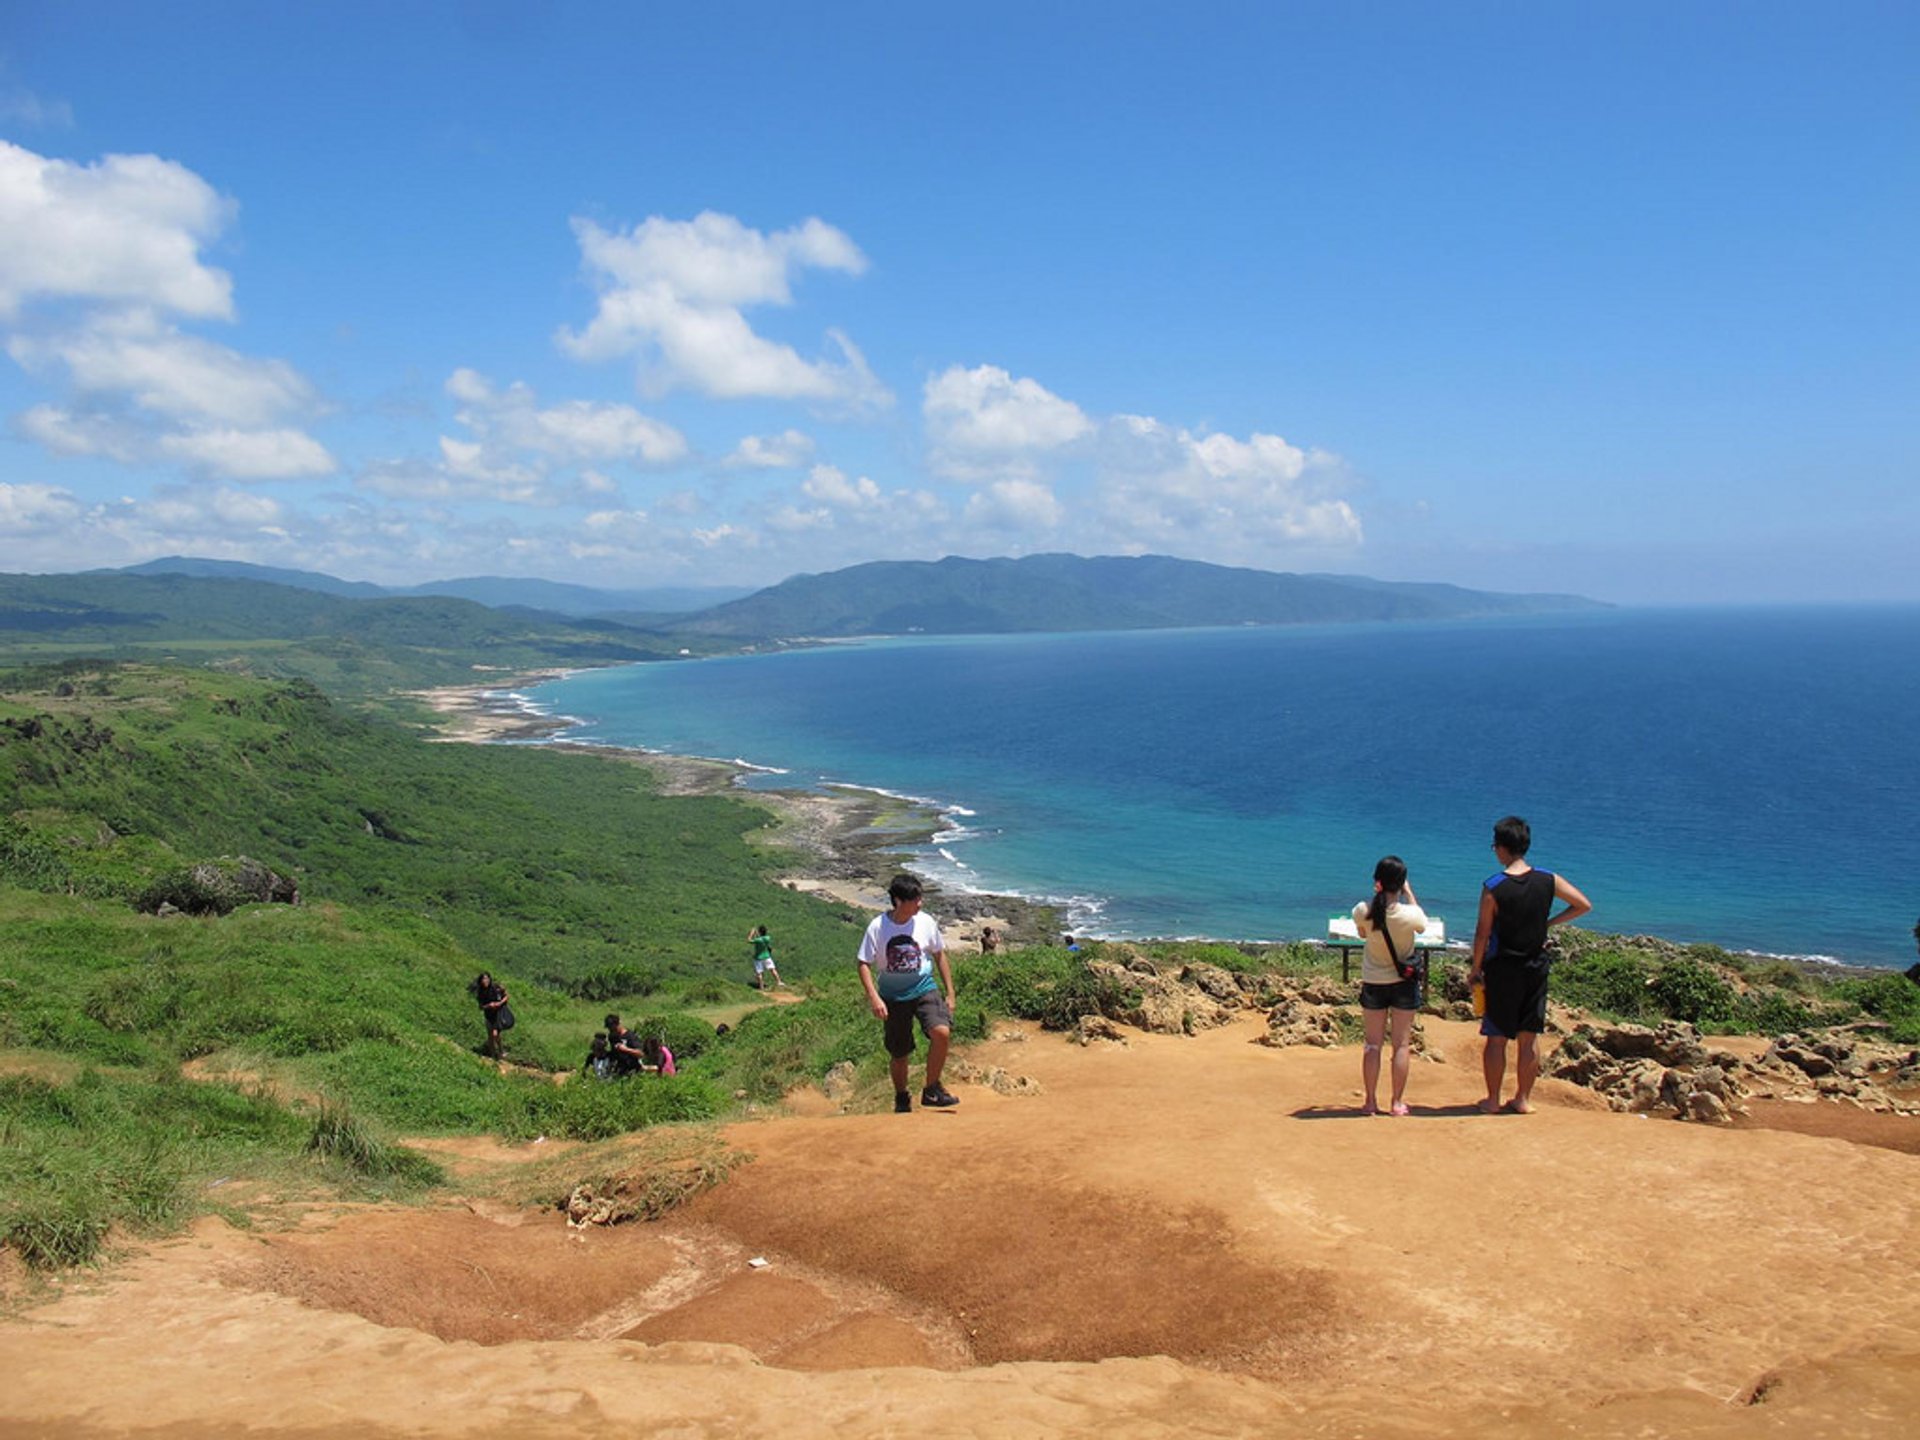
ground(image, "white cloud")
xmin=10 ymin=313 xmax=322 ymax=426
xmin=726 ymin=428 xmax=815 ymax=469
xmin=14 ymin=405 xmax=143 ymax=462
xmin=964 ymin=478 xmax=1066 ymax=532
xmin=558 ymin=210 xmax=891 ymax=410
xmin=371 ymin=370 xmax=685 ymax=507
xmin=0 ymin=481 xmax=85 ymax=535
xmin=1094 ymin=415 xmax=1363 ymax=551
xmin=1 ymin=142 xmax=336 ymax=484
xmin=446 ymin=368 xmax=686 ymax=466
xmin=801 ymin=463 xmax=882 ymax=509
xmin=0 ymin=140 xmax=234 ymax=320
xmin=15 ymin=402 xmax=334 ymax=481
xmin=136 ymin=484 xmax=286 ymax=532
xmin=925 ymin=364 xmax=1092 ymax=456
xmin=156 ymin=427 xmax=335 ymax=481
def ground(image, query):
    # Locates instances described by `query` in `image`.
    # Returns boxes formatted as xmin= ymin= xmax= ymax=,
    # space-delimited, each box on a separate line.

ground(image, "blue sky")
xmin=0 ymin=2 xmax=1914 ymax=603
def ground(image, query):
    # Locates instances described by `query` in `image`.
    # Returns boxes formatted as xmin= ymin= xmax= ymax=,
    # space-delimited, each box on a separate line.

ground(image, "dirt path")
xmin=4 ymin=1017 xmax=1918 ymax=1438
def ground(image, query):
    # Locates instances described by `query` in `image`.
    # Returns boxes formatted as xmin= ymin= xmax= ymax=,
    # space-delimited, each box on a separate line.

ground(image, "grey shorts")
xmin=883 ymin=992 xmax=952 ymax=1057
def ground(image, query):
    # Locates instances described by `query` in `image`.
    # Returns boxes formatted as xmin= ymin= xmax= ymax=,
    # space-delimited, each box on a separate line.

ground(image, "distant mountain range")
xmin=105 ymin=556 xmax=753 ymax=617
xmin=0 ymin=555 xmax=1604 ymax=657
xmin=656 ymin=554 xmax=1606 ymax=638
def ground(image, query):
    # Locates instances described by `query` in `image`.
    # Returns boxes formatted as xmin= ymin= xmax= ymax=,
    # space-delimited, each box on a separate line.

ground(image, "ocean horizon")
xmin=525 ymin=605 xmax=1920 ymax=969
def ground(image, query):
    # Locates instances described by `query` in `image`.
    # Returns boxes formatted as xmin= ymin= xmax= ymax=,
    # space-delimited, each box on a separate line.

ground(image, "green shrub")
xmin=1832 ymin=974 xmax=1920 ymax=1044
xmin=1552 ymin=949 xmax=1655 ymax=1020
xmin=1036 ymin=963 xmax=1139 ymax=1031
xmin=1649 ymin=956 xmax=1739 ymax=1027
xmin=510 ymin=1075 xmax=727 ymax=1142
xmin=2 ymin=1207 xmax=108 ymax=1269
xmin=557 ymin=962 xmax=662 ymax=1002
xmin=305 ymin=1098 xmax=442 ymax=1184
xmin=1739 ymin=989 xmax=1826 ymax=1037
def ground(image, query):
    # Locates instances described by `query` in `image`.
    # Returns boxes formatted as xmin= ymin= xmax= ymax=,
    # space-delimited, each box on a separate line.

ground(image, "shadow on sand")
xmin=1290 ymin=1102 xmax=1494 ymax=1120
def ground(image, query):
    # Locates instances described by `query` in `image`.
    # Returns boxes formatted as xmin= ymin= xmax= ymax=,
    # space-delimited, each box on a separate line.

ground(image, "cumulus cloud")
xmin=0 ymin=140 xmax=234 ymax=319
xmin=801 ymin=463 xmax=882 ymax=509
xmin=964 ymin=478 xmax=1066 ymax=532
xmin=1 ymin=140 xmax=336 ymax=482
xmin=559 ymin=210 xmax=890 ymax=410
xmin=925 ymin=364 xmax=1092 ymax=455
xmin=14 ymin=404 xmax=144 ymax=462
xmin=1094 ymin=414 xmax=1363 ymax=551
xmin=726 ymin=428 xmax=815 ymax=469
xmin=0 ymin=480 xmax=86 ymax=535
xmin=156 ymin=427 xmax=335 ymax=481
xmin=446 ymin=368 xmax=686 ymax=466
xmin=9 ymin=313 xmax=321 ymax=427
xmin=16 ymin=402 xmax=333 ymax=482
xmin=370 ymin=369 xmax=688 ymax=507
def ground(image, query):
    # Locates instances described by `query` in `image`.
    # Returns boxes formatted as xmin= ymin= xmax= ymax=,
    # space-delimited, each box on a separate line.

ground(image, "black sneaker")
xmin=894 ymin=1090 xmax=912 ymax=1113
xmin=920 ymin=1084 xmax=959 ymax=1109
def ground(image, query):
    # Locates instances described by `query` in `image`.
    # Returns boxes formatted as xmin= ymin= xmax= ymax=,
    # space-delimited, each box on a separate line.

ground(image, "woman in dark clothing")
xmin=471 ymin=971 xmax=510 ymax=1058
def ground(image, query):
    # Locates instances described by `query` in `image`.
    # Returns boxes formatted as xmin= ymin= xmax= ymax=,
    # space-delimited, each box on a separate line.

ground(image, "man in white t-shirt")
xmin=858 ymin=873 xmax=959 ymax=1112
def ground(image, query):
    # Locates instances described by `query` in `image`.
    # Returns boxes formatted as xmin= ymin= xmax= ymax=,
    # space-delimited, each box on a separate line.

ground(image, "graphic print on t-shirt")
xmin=885 ymin=934 xmax=924 ymax=976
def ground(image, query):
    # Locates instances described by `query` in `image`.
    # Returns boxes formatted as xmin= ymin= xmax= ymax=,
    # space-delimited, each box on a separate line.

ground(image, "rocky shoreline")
xmin=411 ymin=676 xmax=1062 ymax=950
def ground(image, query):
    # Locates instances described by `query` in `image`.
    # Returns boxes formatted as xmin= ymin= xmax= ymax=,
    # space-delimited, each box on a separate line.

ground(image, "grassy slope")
xmin=2 ymin=660 xmax=1915 ymax=1272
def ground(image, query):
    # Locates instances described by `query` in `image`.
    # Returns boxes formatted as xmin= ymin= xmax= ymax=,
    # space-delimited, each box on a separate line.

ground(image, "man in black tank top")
xmin=1468 ymin=816 xmax=1593 ymax=1115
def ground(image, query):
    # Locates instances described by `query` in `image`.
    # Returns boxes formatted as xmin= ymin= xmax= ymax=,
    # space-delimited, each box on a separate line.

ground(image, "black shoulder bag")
xmin=1379 ymin=910 xmax=1422 ymax=984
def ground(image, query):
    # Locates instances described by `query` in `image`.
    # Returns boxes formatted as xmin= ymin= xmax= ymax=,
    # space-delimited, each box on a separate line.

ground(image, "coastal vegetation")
xmin=1 ymin=654 xmax=1913 ymax=1275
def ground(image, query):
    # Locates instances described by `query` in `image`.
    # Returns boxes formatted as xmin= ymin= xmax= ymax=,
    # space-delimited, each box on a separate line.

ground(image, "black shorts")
xmin=883 ymin=992 xmax=953 ymax=1058
xmin=1481 ymin=960 xmax=1549 ymax=1039
xmin=1359 ymin=977 xmax=1421 ymax=1011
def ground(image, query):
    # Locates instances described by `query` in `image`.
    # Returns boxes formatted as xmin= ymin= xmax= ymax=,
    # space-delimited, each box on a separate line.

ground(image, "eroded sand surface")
xmin=4 ymin=1016 xmax=1918 ymax=1438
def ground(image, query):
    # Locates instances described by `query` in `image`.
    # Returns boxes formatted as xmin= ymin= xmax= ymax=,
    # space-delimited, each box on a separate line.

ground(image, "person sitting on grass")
xmin=605 ymin=1013 xmax=645 ymax=1078
xmin=1468 ymin=815 xmax=1593 ymax=1115
xmin=858 ymin=873 xmax=959 ymax=1113
xmin=640 ymin=1034 xmax=676 ymax=1076
xmin=584 ymin=1032 xmax=611 ymax=1080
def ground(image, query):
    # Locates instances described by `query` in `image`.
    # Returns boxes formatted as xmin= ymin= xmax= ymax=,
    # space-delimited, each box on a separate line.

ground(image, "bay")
xmin=527 ymin=606 xmax=1920 ymax=967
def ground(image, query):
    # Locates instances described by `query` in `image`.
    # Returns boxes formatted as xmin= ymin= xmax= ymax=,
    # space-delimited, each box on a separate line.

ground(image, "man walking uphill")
xmin=859 ymin=874 xmax=960 ymax=1113
xmin=1468 ymin=815 xmax=1592 ymax=1114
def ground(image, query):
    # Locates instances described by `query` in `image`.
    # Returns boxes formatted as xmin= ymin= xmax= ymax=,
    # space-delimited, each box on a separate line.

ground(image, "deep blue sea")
xmin=525 ymin=607 xmax=1920 ymax=967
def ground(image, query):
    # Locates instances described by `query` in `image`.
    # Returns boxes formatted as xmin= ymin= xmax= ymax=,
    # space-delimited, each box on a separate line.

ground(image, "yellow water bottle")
xmin=1471 ymin=980 xmax=1487 ymax=1017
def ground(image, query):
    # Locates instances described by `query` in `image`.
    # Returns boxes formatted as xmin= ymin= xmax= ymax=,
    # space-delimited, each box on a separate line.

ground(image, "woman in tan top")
xmin=1352 ymin=855 xmax=1428 ymax=1116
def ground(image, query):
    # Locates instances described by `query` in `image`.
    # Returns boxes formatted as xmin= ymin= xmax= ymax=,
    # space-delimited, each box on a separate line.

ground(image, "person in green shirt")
xmin=748 ymin=924 xmax=786 ymax=990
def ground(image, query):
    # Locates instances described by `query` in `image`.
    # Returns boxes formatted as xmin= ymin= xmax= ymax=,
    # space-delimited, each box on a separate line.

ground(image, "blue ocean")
xmin=526 ymin=607 xmax=1920 ymax=967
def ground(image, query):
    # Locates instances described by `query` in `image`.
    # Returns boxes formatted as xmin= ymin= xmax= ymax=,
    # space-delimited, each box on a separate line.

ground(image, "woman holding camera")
xmin=1352 ymin=856 xmax=1428 ymax=1116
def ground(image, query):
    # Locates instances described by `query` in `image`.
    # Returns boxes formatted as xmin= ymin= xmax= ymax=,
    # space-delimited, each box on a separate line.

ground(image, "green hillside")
xmin=0 ymin=660 xmax=892 ymax=1263
xmin=664 ymin=552 xmax=1606 ymax=638
xmin=0 ymin=572 xmax=703 ymax=694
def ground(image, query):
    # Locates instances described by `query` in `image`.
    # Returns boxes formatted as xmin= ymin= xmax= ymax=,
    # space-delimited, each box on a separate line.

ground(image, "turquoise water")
xmin=526 ymin=607 xmax=1920 ymax=967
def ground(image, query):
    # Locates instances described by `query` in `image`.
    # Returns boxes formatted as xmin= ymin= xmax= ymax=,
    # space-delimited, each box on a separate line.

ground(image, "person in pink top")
xmin=641 ymin=1035 xmax=675 ymax=1076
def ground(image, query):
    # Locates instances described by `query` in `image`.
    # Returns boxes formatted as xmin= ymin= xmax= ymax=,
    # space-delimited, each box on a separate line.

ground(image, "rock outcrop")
xmin=137 ymin=856 xmax=300 ymax=916
xmin=1547 ymin=1020 xmax=1920 ymax=1120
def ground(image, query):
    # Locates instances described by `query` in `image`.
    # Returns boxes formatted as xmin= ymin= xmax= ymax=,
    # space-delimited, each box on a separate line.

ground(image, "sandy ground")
xmin=4 ymin=1015 xmax=1919 ymax=1439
